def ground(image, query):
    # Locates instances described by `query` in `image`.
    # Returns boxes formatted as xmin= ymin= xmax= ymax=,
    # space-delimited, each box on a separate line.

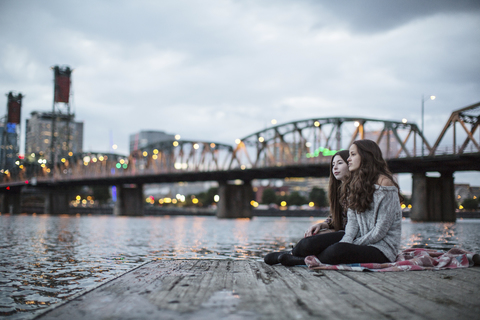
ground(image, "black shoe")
xmin=278 ymin=253 xmax=306 ymax=266
xmin=264 ymin=251 xmax=290 ymax=265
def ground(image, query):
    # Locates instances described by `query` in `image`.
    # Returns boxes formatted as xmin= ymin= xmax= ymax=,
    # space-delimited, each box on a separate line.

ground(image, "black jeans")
xmin=292 ymin=231 xmax=389 ymax=264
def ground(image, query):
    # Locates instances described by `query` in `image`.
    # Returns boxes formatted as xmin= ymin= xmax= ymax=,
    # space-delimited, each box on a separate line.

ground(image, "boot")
xmin=264 ymin=251 xmax=290 ymax=265
xmin=278 ymin=253 xmax=306 ymax=266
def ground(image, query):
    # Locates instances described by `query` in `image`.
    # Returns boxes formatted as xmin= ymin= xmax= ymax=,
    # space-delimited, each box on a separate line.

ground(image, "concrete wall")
xmin=217 ymin=181 xmax=253 ymax=219
xmin=410 ymin=172 xmax=455 ymax=222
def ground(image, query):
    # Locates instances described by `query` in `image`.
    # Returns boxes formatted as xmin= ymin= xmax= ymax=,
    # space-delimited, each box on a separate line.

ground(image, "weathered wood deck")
xmin=34 ymin=260 xmax=480 ymax=320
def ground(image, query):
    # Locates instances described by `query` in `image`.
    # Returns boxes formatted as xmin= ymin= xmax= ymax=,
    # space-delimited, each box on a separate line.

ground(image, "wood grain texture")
xmin=34 ymin=260 xmax=480 ymax=320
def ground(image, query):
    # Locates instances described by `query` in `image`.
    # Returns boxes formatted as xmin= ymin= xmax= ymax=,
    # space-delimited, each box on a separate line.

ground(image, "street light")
xmin=421 ymin=95 xmax=435 ymax=156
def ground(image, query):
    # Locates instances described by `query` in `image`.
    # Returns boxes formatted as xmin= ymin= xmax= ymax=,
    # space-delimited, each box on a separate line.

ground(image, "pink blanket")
xmin=305 ymin=248 xmax=480 ymax=272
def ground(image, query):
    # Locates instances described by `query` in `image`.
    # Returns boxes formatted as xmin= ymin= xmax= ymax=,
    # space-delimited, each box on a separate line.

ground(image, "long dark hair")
xmin=341 ymin=139 xmax=402 ymax=213
xmin=329 ymin=150 xmax=350 ymax=230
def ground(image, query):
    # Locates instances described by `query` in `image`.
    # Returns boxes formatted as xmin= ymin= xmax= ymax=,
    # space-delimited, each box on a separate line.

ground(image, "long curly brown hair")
xmin=340 ymin=139 xmax=402 ymax=213
xmin=328 ymin=150 xmax=350 ymax=231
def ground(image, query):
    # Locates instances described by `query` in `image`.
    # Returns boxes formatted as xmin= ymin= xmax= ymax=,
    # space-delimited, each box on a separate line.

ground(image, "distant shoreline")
xmin=8 ymin=206 xmax=480 ymax=219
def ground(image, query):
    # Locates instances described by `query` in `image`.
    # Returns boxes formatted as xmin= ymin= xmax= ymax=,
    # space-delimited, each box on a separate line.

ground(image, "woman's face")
xmin=332 ymin=155 xmax=349 ymax=181
xmin=348 ymin=144 xmax=361 ymax=172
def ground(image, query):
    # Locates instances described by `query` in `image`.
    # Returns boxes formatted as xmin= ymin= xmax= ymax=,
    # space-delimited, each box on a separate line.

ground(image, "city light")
xmin=354 ymin=121 xmax=360 ymax=127
xmin=306 ymin=146 xmax=339 ymax=158
xmin=210 ymin=143 xmax=215 ymax=148
xmin=258 ymin=137 xmax=264 ymax=142
xmin=143 ymin=151 xmax=148 ymax=157
xmin=153 ymin=149 xmax=159 ymax=154
xmin=192 ymin=198 xmax=199 ymax=204
xmin=309 ymin=202 xmax=314 ymax=207
xmin=402 ymin=118 xmax=408 ymax=124
xmin=193 ymin=143 xmax=199 ymax=149
xmin=314 ymin=121 xmax=320 ymax=127
xmin=112 ymin=144 xmax=118 ymax=150
xmin=173 ymin=141 xmax=179 ymax=147
xmin=271 ymin=119 xmax=277 ymax=125
xmin=280 ymin=201 xmax=287 ymax=207
xmin=175 ymin=134 xmax=181 ymax=140
xmin=214 ymin=195 xmax=220 ymax=202
xmin=235 ymin=139 xmax=241 ymax=144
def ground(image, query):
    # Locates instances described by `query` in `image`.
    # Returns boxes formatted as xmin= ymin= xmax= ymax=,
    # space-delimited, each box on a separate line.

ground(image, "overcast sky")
xmin=1 ymin=0 xmax=479 ymax=192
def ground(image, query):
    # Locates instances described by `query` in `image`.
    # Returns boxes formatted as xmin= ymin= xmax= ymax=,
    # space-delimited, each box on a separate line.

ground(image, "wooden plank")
xmin=464 ymin=265 xmax=480 ymax=274
xmin=314 ymin=269 xmax=425 ymax=320
xmin=343 ymin=270 xmax=480 ymax=319
xmin=34 ymin=261 xmax=480 ymax=320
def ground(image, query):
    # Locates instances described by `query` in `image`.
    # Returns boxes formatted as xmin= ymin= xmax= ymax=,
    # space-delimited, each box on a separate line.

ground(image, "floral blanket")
xmin=305 ymin=248 xmax=480 ymax=272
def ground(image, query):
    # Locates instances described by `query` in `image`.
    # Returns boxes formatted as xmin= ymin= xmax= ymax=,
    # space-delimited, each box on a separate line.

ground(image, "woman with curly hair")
xmin=277 ymin=139 xmax=402 ymax=266
xmin=264 ymin=150 xmax=350 ymax=265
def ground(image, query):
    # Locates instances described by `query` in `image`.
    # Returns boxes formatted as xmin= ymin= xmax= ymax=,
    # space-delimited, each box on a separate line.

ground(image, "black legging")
xmin=291 ymin=231 xmax=345 ymax=257
xmin=292 ymin=231 xmax=389 ymax=264
xmin=319 ymin=242 xmax=389 ymax=265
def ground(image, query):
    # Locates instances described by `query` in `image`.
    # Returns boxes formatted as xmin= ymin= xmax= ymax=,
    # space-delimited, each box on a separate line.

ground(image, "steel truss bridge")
xmin=1 ymin=102 xmax=480 ymax=188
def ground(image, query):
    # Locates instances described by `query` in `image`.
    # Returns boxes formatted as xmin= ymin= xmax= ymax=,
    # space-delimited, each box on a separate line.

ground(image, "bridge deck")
xmin=34 ymin=260 xmax=480 ymax=320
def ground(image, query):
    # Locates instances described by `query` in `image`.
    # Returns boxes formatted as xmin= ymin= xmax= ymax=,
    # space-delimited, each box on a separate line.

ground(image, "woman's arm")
xmin=304 ymin=221 xmax=330 ymax=237
xmin=352 ymin=189 xmax=400 ymax=246
xmin=339 ymin=209 xmax=358 ymax=243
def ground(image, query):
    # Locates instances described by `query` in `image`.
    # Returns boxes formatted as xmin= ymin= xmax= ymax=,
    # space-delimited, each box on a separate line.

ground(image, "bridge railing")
xmin=227 ymin=117 xmax=431 ymax=170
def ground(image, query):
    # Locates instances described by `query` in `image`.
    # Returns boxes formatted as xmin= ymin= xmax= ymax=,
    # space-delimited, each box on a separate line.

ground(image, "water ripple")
xmin=0 ymin=215 xmax=479 ymax=319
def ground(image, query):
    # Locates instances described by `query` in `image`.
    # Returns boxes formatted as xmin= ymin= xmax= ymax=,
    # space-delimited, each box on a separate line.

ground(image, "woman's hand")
xmin=304 ymin=223 xmax=329 ymax=237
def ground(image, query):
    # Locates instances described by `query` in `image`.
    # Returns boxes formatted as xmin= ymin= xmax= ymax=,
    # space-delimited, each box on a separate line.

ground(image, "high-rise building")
xmin=1 ymin=92 xmax=23 ymax=170
xmin=129 ymin=130 xmax=175 ymax=154
xmin=25 ymin=111 xmax=83 ymax=162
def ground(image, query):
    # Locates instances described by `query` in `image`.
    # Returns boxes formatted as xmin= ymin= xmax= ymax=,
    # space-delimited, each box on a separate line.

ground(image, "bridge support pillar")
xmin=410 ymin=172 xmax=455 ymax=222
xmin=44 ymin=188 xmax=70 ymax=215
xmin=114 ymin=184 xmax=144 ymax=216
xmin=1 ymin=191 xmax=21 ymax=214
xmin=217 ymin=180 xmax=253 ymax=219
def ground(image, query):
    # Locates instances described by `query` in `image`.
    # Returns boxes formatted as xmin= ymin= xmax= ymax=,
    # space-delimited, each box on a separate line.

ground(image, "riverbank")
xmin=16 ymin=205 xmax=480 ymax=218
xmin=32 ymin=259 xmax=480 ymax=320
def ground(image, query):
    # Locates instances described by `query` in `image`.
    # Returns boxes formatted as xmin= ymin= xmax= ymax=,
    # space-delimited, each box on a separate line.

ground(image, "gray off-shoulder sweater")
xmin=340 ymin=185 xmax=402 ymax=262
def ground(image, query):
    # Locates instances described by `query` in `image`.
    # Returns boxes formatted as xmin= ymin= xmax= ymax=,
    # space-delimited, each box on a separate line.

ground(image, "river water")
xmin=1 ymin=214 xmax=479 ymax=319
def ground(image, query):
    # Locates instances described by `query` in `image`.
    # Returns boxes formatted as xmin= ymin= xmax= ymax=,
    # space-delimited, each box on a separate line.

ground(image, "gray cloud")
xmin=307 ymin=0 xmax=480 ymax=33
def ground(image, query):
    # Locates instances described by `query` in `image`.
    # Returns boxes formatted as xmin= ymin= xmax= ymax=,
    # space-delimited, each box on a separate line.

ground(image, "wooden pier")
xmin=34 ymin=260 xmax=480 ymax=320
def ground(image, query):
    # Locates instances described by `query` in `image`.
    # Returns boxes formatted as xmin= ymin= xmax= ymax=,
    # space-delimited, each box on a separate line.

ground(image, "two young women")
xmin=265 ymin=139 xmax=402 ymax=266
